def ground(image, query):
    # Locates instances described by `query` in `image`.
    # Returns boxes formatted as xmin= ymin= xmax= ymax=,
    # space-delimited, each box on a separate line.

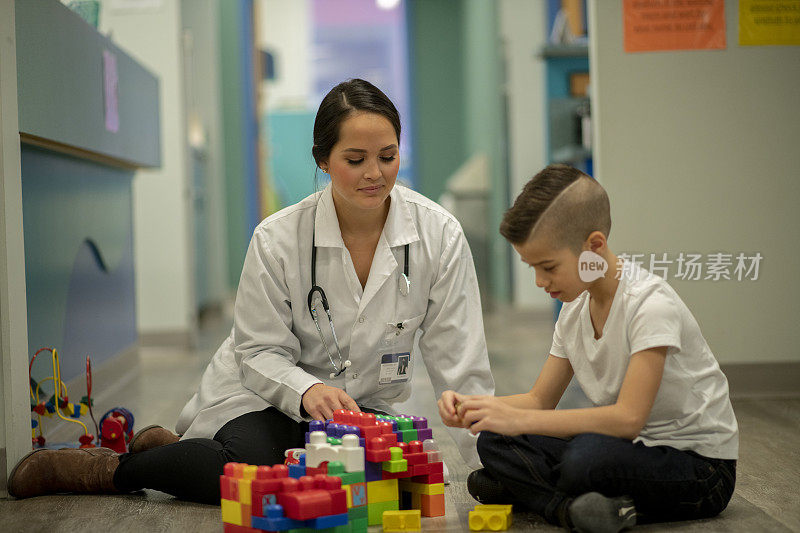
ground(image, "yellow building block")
xmin=399 ymin=479 xmax=444 ymax=495
xmin=382 ymin=509 xmax=421 ymax=531
xmin=468 ymin=504 xmax=513 ymax=531
xmin=344 ymin=483 xmax=352 ymax=508
xmin=242 ymin=465 xmax=258 ymax=479
xmin=366 ymin=478 xmax=398 ymax=503
xmin=220 ymin=498 xmax=242 ymax=526
xmin=238 ymin=478 xmax=252 ymax=504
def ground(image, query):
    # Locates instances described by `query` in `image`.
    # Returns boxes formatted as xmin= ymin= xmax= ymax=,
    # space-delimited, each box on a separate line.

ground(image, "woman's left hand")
xmin=457 ymin=396 xmax=528 ymax=436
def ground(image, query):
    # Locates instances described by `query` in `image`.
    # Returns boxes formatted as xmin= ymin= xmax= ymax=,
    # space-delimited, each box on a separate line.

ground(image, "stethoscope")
xmin=307 ymin=226 xmax=410 ymax=379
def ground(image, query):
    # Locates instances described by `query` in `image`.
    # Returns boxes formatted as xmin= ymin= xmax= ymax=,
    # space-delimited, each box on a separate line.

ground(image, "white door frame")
xmin=0 ymin=0 xmax=32 ymax=497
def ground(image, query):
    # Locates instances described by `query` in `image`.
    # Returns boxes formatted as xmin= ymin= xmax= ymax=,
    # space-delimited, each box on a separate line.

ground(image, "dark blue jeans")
xmin=477 ymin=431 xmax=736 ymax=527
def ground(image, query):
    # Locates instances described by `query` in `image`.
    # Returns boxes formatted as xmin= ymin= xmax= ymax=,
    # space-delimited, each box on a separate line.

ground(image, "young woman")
xmin=9 ymin=79 xmax=494 ymax=504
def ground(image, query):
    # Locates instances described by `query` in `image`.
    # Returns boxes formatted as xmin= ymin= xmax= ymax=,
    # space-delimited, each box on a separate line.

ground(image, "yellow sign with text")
xmin=740 ymin=0 xmax=800 ymax=45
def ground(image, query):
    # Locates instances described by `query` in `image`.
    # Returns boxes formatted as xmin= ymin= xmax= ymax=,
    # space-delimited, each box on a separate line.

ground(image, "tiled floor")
xmin=2 ymin=307 xmax=799 ymax=532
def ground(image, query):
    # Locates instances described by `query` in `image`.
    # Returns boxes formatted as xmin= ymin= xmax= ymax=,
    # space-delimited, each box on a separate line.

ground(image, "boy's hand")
xmin=457 ymin=396 xmax=527 ymax=436
xmin=438 ymin=390 xmax=472 ymax=428
xmin=302 ymin=383 xmax=360 ymax=421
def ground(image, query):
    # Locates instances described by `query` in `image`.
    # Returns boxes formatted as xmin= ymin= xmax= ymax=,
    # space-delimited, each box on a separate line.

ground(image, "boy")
xmin=439 ymin=165 xmax=738 ymax=532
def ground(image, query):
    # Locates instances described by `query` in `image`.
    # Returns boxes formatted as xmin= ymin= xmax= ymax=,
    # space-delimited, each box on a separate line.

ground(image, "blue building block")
xmin=365 ymin=460 xmax=383 ymax=482
xmin=288 ymin=463 xmax=307 ymax=479
xmin=251 ymin=504 xmax=304 ymax=531
xmin=307 ymin=512 xmax=349 ymax=529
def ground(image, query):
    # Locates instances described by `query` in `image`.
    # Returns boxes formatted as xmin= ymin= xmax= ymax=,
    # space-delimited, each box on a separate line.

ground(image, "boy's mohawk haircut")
xmin=500 ymin=164 xmax=611 ymax=252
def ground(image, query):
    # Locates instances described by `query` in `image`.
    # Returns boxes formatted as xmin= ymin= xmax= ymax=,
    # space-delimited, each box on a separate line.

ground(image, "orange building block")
xmin=420 ymin=493 xmax=445 ymax=517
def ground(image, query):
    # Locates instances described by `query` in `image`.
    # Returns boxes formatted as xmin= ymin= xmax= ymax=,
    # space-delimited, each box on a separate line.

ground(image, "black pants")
xmin=113 ymin=408 xmax=309 ymax=504
xmin=113 ymin=407 xmax=387 ymax=504
xmin=477 ymin=431 xmax=736 ymax=527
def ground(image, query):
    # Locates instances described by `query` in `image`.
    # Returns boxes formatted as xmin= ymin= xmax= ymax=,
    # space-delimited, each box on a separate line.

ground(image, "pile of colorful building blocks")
xmin=220 ymin=409 xmax=445 ymax=532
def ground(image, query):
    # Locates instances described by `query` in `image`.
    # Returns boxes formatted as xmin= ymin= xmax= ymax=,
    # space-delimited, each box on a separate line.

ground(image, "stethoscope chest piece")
xmin=399 ymin=272 xmax=410 ymax=297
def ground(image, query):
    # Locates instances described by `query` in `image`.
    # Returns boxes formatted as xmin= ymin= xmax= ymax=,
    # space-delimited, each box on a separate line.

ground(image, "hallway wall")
xmin=589 ymin=0 xmax=800 ymax=365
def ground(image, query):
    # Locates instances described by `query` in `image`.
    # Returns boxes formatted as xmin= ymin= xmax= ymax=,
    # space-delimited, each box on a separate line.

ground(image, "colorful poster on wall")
xmin=740 ymin=0 xmax=800 ymax=45
xmin=623 ymin=0 xmax=727 ymax=52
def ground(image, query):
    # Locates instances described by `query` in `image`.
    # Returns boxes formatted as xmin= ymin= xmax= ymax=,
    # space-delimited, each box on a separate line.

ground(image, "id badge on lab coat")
xmin=379 ymin=352 xmax=411 ymax=384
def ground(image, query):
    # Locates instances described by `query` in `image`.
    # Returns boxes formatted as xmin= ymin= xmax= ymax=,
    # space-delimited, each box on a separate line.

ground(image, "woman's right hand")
xmin=438 ymin=390 xmax=471 ymax=428
xmin=301 ymin=383 xmax=361 ymax=421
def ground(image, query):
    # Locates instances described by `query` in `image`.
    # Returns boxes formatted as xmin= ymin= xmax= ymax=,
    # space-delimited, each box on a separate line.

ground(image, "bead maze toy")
xmin=220 ymin=409 xmax=446 ymax=532
xmin=29 ymin=347 xmax=135 ymax=451
xmin=29 ymin=348 xmax=95 ymax=449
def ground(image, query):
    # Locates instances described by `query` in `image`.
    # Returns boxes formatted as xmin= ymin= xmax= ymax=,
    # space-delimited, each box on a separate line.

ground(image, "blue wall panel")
xmin=21 ymin=145 xmax=136 ymax=383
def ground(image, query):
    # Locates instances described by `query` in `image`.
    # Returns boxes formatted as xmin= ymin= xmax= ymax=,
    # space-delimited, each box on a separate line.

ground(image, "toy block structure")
xmin=220 ymin=409 xmax=446 ymax=532
xmin=468 ymin=504 xmax=513 ymax=531
xmin=382 ymin=509 xmax=421 ymax=531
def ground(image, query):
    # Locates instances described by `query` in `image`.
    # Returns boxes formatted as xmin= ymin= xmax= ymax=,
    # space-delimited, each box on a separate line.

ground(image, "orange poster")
xmin=624 ymin=0 xmax=727 ymax=53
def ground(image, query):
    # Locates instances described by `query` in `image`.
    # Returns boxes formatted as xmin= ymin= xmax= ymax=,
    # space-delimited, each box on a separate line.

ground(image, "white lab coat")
xmin=176 ymin=184 xmax=494 ymax=468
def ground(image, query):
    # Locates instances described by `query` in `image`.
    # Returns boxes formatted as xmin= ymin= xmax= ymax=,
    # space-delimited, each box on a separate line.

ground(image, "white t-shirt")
xmin=550 ymin=262 xmax=739 ymax=460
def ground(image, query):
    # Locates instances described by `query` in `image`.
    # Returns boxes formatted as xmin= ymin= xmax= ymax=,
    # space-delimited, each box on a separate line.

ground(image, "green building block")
xmin=401 ymin=429 xmax=418 ymax=442
xmin=348 ymin=505 xmax=368 ymax=520
xmin=332 ymin=470 xmax=365 ymax=485
xmin=350 ymin=517 xmax=369 ymax=533
xmin=327 ymin=461 xmax=345 ymax=475
xmin=368 ymin=499 xmax=399 ymax=525
xmin=327 ymin=437 xmax=342 ymax=445
xmin=383 ymin=447 xmax=408 ymax=472
xmin=396 ymin=417 xmax=413 ymax=431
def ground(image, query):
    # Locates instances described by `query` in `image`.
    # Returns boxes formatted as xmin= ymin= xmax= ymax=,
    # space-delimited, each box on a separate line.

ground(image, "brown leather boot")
xmin=128 ymin=425 xmax=180 ymax=454
xmin=8 ymin=447 xmax=120 ymax=499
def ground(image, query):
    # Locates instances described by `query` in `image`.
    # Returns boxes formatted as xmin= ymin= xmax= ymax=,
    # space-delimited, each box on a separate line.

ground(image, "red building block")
xmin=366 ymin=449 xmax=391 ymax=462
xmin=333 ymin=409 xmax=350 ymax=423
xmin=278 ymin=489 xmax=333 ymax=520
xmin=224 ymin=463 xmax=241 ymax=477
xmin=382 ymin=468 xmax=412 ymax=480
xmin=406 ymin=441 xmax=423 ymax=454
xmin=256 ymin=465 xmax=273 ymax=479
xmin=251 ymin=478 xmax=283 ymax=517
xmin=403 ymin=452 xmax=428 ymax=466
xmin=330 ymin=488 xmax=347 ymax=515
xmin=365 ymin=436 xmax=391 ymax=462
xmin=305 ymin=462 xmax=328 ymax=477
xmin=412 ymin=472 xmax=444 ymax=484
xmin=410 ymin=462 xmax=432 ymax=476
xmin=223 ymin=523 xmax=261 ymax=533
xmin=220 ymin=475 xmax=235 ymax=500
xmin=271 ymin=464 xmax=289 ymax=478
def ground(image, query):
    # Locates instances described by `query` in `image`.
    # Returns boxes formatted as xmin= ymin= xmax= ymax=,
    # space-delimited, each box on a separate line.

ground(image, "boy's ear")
xmin=585 ymin=231 xmax=607 ymax=253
